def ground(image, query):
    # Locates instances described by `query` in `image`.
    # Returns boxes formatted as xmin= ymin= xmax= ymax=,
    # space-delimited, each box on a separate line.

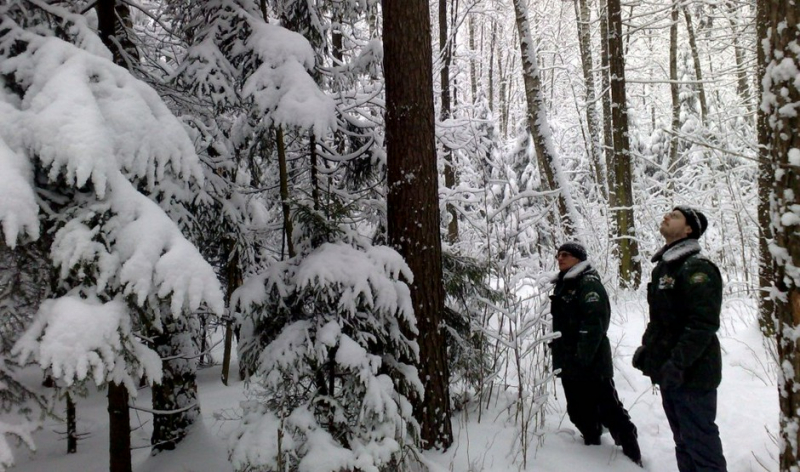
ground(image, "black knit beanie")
xmin=674 ymin=206 xmax=708 ymax=239
xmin=557 ymin=241 xmax=587 ymax=261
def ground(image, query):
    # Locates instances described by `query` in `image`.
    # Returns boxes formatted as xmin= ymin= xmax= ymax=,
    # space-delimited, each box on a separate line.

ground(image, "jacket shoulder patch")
xmin=689 ymin=272 xmax=709 ymax=284
xmin=585 ymin=291 xmax=601 ymax=303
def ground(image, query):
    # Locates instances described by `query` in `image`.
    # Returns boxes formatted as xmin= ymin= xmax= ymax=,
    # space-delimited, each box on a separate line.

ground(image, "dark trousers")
xmin=561 ymin=376 xmax=638 ymax=445
xmin=661 ymin=387 xmax=727 ymax=472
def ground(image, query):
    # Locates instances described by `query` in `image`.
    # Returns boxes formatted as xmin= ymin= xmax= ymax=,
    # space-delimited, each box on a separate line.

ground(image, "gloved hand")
xmin=632 ymin=346 xmax=646 ymax=371
xmin=659 ymin=360 xmax=683 ymax=389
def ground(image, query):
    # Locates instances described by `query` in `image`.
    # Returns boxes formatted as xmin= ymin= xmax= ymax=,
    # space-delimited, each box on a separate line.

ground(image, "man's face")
xmin=556 ymin=250 xmax=580 ymax=271
xmin=659 ymin=210 xmax=692 ymax=243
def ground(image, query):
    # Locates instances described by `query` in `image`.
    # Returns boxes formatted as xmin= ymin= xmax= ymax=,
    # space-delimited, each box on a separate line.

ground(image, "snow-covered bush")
xmin=229 ymin=242 xmax=421 ymax=472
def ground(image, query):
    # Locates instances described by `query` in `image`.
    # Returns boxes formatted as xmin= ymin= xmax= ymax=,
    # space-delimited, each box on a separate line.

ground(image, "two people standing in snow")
xmin=549 ymin=241 xmax=643 ymax=466
xmin=550 ymin=205 xmax=727 ymax=471
xmin=633 ymin=206 xmax=727 ymax=471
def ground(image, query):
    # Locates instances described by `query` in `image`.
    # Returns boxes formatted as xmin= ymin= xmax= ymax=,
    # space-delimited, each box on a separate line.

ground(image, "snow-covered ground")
xmin=9 ymin=292 xmax=777 ymax=472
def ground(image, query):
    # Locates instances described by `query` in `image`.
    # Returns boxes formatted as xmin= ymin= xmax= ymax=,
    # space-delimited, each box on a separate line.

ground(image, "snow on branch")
xmin=1 ymin=24 xmax=225 ymax=316
xmin=242 ymin=20 xmax=336 ymax=136
xmin=12 ymin=295 xmax=162 ymax=392
xmin=0 ymin=419 xmax=36 ymax=472
xmin=0 ymin=136 xmax=39 ymax=248
xmin=295 ymin=243 xmax=415 ymax=328
xmin=0 ymin=26 xmax=204 ymax=197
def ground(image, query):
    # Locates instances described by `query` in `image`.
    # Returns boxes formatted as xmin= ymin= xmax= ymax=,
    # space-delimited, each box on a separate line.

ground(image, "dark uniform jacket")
xmin=550 ymin=262 xmax=613 ymax=379
xmin=634 ymin=238 xmax=723 ymax=390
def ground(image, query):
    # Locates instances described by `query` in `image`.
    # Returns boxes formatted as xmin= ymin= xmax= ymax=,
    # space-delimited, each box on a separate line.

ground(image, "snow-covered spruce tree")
xmin=169 ymin=0 xmax=335 ymax=378
xmin=0 ymin=9 xmax=224 ymax=471
xmin=228 ymin=239 xmax=421 ymax=472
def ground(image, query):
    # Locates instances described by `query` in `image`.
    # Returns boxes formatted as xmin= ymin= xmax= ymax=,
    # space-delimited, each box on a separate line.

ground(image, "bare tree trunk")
xmin=728 ymin=1 xmax=751 ymax=106
xmin=489 ymin=19 xmax=497 ymax=114
xmin=682 ymin=6 xmax=708 ymax=123
xmin=759 ymin=2 xmax=800 ymax=469
xmin=383 ymin=0 xmax=453 ymax=450
xmin=668 ymin=0 xmax=681 ymax=191
xmin=276 ymin=126 xmax=295 ymax=259
xmin=511 ymin=0 xmax=576 ymax=234
xmin=606 ymin=0 xmax=641 ymax=287
xmin=599 ymin=2 xmax=616 ymax=206
xmin=756 ymin=0 xmax=774 ymax=336
xmin=66 ymin=393 xmax=77 ymax=454
xmin=96 ymin=0 xmax=139 ymax=68
xmin=469 ymin=14 xmax=478 ymax=103
xmin=575 ymin=0 xmax=608 ymax=198
xmin=440 ymin=0 xmax=459 ymax=243
xmin=108 ymin=382 xmax=131 ymax=472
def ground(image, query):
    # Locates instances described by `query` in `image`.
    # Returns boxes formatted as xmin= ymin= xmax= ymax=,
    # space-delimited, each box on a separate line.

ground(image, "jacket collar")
xmin=552 ymin=260 xmax=592 ymax=283
xmin=651 ymin=238 xmax=701 ymax=263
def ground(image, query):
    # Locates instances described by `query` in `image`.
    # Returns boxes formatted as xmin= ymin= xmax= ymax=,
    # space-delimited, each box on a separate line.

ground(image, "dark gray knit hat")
xmin=674 ymin=206 xmax=708 ymax=239
xmin=557 ymin=241 xmax=587 ymax=261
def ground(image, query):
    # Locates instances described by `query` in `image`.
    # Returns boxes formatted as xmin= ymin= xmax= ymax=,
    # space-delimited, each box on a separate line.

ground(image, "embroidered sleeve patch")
xmin=585 ymin=292 xmax=601 ymax=303
xmin=689 ymin=272 xmax=709 ymax=284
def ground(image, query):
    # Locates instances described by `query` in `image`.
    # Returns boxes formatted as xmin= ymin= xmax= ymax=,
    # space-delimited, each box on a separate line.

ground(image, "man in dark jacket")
xmin=633 ymin=206 xmax=727 ymax=472
xmin=551 ymin=242 xmax=642 ymax=466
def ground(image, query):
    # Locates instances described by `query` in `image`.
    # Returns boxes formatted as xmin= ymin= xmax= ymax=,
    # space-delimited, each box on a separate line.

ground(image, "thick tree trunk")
xmin=606 ymin=0 xmax=641 ymax=287
xmin=758 ymin=0 xmax=800 ymax=469
xmin=575 ymin=0 xmax=608 ymax=198
xmin=383 ymin=0 xmax=453 ymax=450
xmin=108 ymin=382 xmax=131 ymax=472
xmin=511 ymin=0 xmax=576 ymax=234
xmin=440 ymin=0 xmax=459 ymax=243
xmin=150 ymin=315 xmax=201 ymax=453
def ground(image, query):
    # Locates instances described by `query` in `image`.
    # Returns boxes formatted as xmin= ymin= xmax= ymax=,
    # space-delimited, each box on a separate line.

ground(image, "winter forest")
xmin=0 ymin=0 xmax=798 ymax=471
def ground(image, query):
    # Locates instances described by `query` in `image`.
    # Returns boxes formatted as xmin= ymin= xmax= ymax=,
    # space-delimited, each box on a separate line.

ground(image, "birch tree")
xmin=511 ymin=0 xmax=578 ymax=235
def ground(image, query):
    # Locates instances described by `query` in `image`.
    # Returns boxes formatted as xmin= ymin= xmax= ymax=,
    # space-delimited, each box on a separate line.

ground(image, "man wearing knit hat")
xmin=633 ymin=207 xmax=727 ymax=471
xmin=550 ymin=241 xmax=642 ymax=466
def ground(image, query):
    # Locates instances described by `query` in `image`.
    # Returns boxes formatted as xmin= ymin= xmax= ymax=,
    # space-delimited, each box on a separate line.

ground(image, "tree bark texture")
xmin=383 ymin=0 xmax=453 ymax=450
xmin=727 ymin=1 xmax=751 ymax=106
xmin=668 ymin=1 xmax=680 ymax=187
xmin=682 ymin=6 xmax=708 ymax=123
xmin=108 ymin=382 xmax=131 ymax=472
xmin=575 ymin=0 xmax=608 ymax=199
xmin=606 ymin=0 xmax=641 ymax=287
xmin=599 ymin=2 xmax=616 ymax=207
xmin=67 ymin=393 xmax=77 ymax=454
xmin=755 ymin=0 xmax=775 ymax=336
xmin=758 ymin=0 xmax=800 ymax=469
xmin=512 ymin=0 xmax=576 ymax=235
xmin=95 ymin=0 xmax=139 ymax=68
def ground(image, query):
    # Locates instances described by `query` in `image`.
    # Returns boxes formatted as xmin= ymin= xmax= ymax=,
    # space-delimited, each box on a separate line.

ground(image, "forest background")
xmin=0 ymin=0 xmax=798 ymax=471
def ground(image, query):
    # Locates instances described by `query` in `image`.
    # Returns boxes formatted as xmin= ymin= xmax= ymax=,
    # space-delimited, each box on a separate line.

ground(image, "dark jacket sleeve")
xmin=669 ymin=258 xmax=722 ymax=370
xmin=575 ymin=278 xmax=610 ymax=366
